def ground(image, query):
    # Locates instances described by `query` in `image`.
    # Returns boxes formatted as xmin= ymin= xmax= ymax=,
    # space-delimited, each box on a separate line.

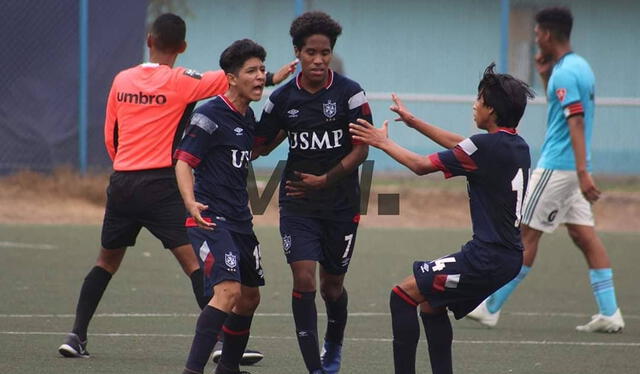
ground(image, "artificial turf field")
xmin=0 ymin=224 xmax=638 ymax=374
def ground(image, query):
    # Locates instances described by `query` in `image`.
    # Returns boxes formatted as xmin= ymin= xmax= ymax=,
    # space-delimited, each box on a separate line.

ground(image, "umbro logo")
xmin=234 ymin=127 xmax=244 ymax=136
xmin=287 ymin=109 xmax=299 ymax=118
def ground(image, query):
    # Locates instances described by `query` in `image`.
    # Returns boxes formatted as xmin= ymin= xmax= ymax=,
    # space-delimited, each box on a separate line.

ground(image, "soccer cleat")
xmin=576 ymin=308 xmax=625 ymax=333
xmin=58 ymin=333 xmax=90 ymax=358
xmin=465 ymin=299 xmax=500 ymax=327
xmin=213 ymin=361 xmax=252 ymax=374
xmin=320 ymin=340 xmax=342 ymax=374
xmin=211 ymin=341 xmax=264 ymax=366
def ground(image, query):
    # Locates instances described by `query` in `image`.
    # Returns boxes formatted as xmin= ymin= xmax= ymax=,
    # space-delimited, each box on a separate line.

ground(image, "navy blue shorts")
xmin=187 ymin=226 xmax=265 ymax=296
xmin=413 ymin=241 xmax=522 ymax=319
xmin=280 ymin=215 xmax=359 ymax=275
xmin=101 ymin=169 xmax=188 ymax=250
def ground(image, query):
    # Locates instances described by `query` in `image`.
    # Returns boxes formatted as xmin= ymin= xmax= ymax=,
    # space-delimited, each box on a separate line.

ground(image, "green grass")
xmin=1 ymin=224 xmax=638 ymax=374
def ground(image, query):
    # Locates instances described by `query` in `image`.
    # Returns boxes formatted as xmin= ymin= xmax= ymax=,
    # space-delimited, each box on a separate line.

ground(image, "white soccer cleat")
xmin=465 ymin=299 xmax=500 ymax=327
xmin=576 ymin=308 xmax=625 ymax=333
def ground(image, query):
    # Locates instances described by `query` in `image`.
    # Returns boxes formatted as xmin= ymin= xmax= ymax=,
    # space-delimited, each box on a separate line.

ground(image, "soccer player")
xmin=175 ymin=38 xmax=267 ymax=374
xmin=349 ymin=63 xmax=533 ymax=374
xmin=253 ymin=11 xmax=372 ymax=374
xmin=57 ymin=13 xmax=293 ymax=360
xmin=466 ymin=7 xmax=625 ymax=333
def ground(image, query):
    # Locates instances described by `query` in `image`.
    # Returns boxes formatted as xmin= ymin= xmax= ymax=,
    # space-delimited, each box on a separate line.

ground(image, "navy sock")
xmin=292 ymin=290 xmax=321 ymax=372
xmin=324 ymin=288 xmax=348 ymax=344
xmin=420 ymin=312 xmax=453 ymax=374
xmin=184 ymin=306 xmax=228 ymax=373
xmin=189 ymin=268 xmax=209 ymax=310
xmin=390 ymin=287 xmax=419 ymax=374
xmin=72 ymin=266 xmax=112 ymax=341
xmin=219 ymin=313 xmax=253 ymax=370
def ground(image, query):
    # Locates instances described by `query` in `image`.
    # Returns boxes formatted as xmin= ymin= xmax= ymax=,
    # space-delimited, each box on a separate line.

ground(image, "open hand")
xmin=389 ymin=93 xmax=415 ymax=126
xmin=186 ymin=201 xmax=215 ymax=230
xmin=349 ymin=119 xmax=390 ymax=149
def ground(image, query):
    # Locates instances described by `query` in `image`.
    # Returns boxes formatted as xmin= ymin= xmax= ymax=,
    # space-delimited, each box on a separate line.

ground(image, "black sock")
xmin=390 ymin=286 xmax=419 ymax=374
xmin=190 ymin=268 xmax=209 ymax=310
xmin=420 ymin=312 xmax=453 ymax=374
xmin=324 ymin=288 xmax=348 ymax=345
xmin=184 ymin=306 xmax=228 ymax=373
xmin=71 ymin=266 xmax=112 ymax=341
xmin=292 ymin=290 xmax=321 ymax=372
xmin=219 ymin=313 xmax=253 ymax=370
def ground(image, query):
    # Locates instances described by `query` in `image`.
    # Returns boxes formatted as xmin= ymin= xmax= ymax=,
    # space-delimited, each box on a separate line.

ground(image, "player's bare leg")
xmin=319 ymin=268 xmax=347 ymax=374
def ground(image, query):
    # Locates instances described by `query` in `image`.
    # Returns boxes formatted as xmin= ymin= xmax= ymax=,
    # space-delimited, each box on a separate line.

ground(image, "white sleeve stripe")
xmin=348 ymin=91 xmax=367 ymax=110
xmin=459 ymin=138 xmax=478 ymax=155
xmin=263 ymin=98 xmax=274 ymax=114
xmin=191 ymin=113 xmax=218 ymax=134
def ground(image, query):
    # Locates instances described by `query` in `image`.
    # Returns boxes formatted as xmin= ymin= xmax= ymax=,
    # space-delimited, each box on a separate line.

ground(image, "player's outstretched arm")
xmin=267 ymin=59 xmax=299 ymax=86
xmin=349 ymin=119 xmax=438 ymax=176
xmin=175 ymin=160 xmax=215 ymax=230
xmin=390 ymin=93 xmax=464 ymax=149
xmin=284 ymin=143 xmax=368 ymax=197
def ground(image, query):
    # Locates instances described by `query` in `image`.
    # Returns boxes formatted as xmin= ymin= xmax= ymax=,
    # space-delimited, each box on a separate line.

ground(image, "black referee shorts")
xmin=101 ymin=168 xmax=189 ymax=250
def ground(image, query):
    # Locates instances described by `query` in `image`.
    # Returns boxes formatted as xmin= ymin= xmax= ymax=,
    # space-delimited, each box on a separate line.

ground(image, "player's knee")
xmin=293 ymin=273 xmax=316 ymax=291
xmin=319 ymin=283 xmax=343 ymax=302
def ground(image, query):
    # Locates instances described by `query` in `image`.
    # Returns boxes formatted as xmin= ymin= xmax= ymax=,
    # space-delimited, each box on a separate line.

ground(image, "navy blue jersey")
xmin=174 ymin=95 xmax=255 ymax=233
xmin=256 ymin=70 xmax=372 ymax=220
xmin=429 ymin=129 xmax=530 ymax=251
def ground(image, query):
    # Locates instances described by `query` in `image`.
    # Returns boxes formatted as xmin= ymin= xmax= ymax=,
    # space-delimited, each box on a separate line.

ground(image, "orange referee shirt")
xmin=104 ymin=63 xmax=228 ymax=171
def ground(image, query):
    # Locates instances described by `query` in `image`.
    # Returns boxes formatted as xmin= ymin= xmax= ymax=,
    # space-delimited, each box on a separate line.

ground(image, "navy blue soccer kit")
xmin=256 ymin=70 xmax=372 ymax=274
xmin=417 ymin=129 xmax=531 ymax=318
xmin=174 ymin=95 xmax=264 ymax=294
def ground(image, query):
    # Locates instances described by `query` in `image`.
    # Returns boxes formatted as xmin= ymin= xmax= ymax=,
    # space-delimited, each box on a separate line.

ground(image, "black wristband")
xmin=265 ymin=72 xmax=274 ymax=86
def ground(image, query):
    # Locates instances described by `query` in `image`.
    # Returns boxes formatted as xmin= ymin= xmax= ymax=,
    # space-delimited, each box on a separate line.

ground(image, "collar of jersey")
xmin=295 ymin=69 xmax=334 ymax=91
xmin=140 ymin=62 xmax=160 ymax=68
xmin=498 ymin=127 xmax=517 ymax=135
xmin=219 ymin=95 xmax=241 ymax=114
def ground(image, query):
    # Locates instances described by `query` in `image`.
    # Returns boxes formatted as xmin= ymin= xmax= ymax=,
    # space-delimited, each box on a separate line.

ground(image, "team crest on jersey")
xmin=287 ymin=109 xmax=299 ymax=118
xmin=225 ymin=252 xmax=237 ymax=269
xmin=234 ymin=127 xmax=244 ymax=136
xmin=282 ymin=234 xmax=292 ymax=254
xmin=183 ymin=69 xmax=203 ymax=80
xmin=555 ymin=88 xmax=567 ymax=102
xmin=323 ymin=100 xmax=337 ymax=118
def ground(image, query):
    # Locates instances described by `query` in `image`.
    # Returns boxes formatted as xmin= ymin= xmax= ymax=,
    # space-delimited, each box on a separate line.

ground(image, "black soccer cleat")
xmin=58 ymin=333 xmax=90 ymax=358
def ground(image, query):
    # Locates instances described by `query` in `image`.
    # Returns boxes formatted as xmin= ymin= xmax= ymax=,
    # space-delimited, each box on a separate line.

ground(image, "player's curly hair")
xmin=477 ymin=63 xmax=535 ymax=128
xmin=219 ymin=39 xmax=266 ymax=74
xmin=150 ymin=13 xmax=186 ymax=53
xmin=289 ymin=11 xmax=342 ymax=50
xmin=536 ymin=7 xmax=573 ymax=41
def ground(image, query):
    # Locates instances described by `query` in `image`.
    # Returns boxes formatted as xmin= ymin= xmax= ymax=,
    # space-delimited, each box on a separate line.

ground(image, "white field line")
xmin=1 ymin=311 xmax=638 ymax=319
xmin=0 ymin=331 xmax=638 ymax=347
xmin=0 ymin=241 xmax=57 ymax=250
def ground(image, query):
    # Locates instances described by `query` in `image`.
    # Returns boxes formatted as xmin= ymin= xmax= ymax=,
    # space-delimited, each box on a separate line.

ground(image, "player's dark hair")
xmin=290 ymin=11 xmax=342 ymax=50
xmin=150 ymin=13 xmax=186 ymax=53
xmin=477 ymin=63 xmax=534 ymax=128
xmin=535 ymin=7 xmax=573 ymax=41
xmin=219 ymin=39 xmax=266 ymax=75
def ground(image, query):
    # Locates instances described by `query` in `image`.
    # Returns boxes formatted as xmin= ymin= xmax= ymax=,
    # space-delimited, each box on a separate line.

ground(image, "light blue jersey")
xmin=537 ymin=52 xmax=595 ymax=171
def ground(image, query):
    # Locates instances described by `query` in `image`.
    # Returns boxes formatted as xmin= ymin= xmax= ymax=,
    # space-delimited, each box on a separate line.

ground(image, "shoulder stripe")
xmin=348 ymin=91 xmax=368 ymax=110
xmin=263 ymin=98 xmax=274 ymax=114
xmin=190 ymin=113 xmax=218 ymax=134
xmin=458 ymin=138 xmax=478 ymax=156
